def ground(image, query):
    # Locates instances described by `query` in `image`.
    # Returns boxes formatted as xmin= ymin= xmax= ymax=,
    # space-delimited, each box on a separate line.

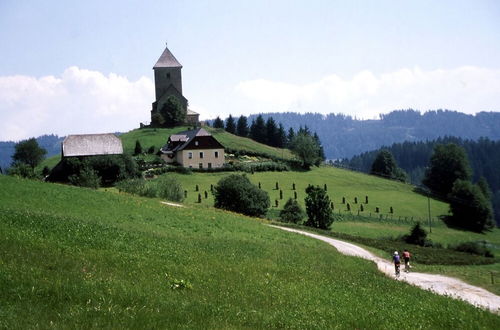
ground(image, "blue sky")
xmin=1 ymin=0 xmax=499 ymax=140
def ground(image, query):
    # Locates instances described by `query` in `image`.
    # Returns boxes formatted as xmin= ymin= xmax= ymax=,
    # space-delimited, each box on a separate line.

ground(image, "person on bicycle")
xmin=403 ymin=249 xmax=411 ymax=272
xmin=393 ymin=251 xmax=401 ymax=276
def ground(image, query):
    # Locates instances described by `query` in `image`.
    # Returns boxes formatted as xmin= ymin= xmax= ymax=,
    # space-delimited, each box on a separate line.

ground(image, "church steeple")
xmin=153 ymin=45 xmax=183 ymax=68
xmin=153 ymin=45 xmax=183 ymax=100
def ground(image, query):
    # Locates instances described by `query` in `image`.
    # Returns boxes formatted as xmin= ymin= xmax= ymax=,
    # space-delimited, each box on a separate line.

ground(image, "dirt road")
xmin=271 ymin=225 xmax=500 ymax=314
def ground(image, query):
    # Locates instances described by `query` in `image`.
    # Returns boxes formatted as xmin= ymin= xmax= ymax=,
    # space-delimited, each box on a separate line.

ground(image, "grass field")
xmin=159 ymin=166 xmax=450 ymax=224
xmin=1 ymin=175 xmax=499 ymax=328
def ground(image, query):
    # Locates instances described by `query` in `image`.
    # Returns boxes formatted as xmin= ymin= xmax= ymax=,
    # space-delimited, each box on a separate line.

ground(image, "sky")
xmin=0 ymin=0 xmax=499 ymax=141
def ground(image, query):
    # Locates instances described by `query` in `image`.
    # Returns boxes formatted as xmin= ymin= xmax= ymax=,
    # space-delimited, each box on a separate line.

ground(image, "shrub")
xmin=450 ymin=241 xmax=494 ymax=258
xmin=214 ymin=174 xmax=270 ymax=217
xmin=279 ymin=198 xmax=304 ymax=223
xmin=304 ymin=185 xmax=334 ymax=229
xmin=156 ymin=176 xmax=184 ymax=202
xmin=116 ymin=178 xmax=157 ymax=198
xmin=69 ymin=166 xmax=100 ymax=189
xmin=403 ymin=222 xmax=428 ymax=246
xmin=8 ymin=163 xmax=38 ymax=179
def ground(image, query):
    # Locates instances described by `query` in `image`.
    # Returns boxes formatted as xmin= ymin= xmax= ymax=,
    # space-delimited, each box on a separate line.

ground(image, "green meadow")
xmin=1 ymin=175 xmax=499 ymax=328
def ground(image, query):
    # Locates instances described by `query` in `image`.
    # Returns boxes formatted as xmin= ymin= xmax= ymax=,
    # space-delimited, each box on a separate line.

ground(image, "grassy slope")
xmin=1 ymin=175 xmax=499 ymax=328
xmin=120 ymin=127 xmax=294 ymax=160
xmin=162 ymin=166 xmax=450 ymax=223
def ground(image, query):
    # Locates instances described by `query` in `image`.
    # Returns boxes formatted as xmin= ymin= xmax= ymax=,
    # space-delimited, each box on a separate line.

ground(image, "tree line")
xmin=210 ymin=114 xmax=325 ymax=169
xmin=337 ymin=138 xmax=500 ymax=229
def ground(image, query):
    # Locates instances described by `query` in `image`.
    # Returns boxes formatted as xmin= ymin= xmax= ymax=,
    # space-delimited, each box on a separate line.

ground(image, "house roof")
xmin=153 ymin=46 xmax=182 ymax=69
xmin=62 ymin=133 xmax=123 ymax=157
xmin=187 ymin=109 xmax=199 ymax=116
xmin=162 ymin=128 xmax=222 ymax=153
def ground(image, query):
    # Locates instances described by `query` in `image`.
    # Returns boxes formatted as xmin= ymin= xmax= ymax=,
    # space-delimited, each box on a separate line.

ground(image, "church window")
xmin=214 ymin=151 xmax=219 ymax=158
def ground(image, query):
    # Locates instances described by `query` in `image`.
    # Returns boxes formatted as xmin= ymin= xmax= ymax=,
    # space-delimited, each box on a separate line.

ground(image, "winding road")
xmin=271 ymin=225 xmax=500 ymax=314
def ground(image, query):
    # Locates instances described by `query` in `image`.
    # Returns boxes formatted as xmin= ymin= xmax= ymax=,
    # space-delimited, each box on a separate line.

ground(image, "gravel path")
xmin=271 ymin=225 xmax=500 ymax=314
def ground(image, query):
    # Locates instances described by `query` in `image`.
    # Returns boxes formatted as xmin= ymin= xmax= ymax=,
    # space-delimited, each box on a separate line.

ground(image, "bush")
xmin=279 ymin=198 xmax=304 ymax=223
xmin=156 ymin=176 xmax=184 ymax=202
xmin=450 ymin=241 xmax=494 ymax=258
xmin=116 ymin=178 xmax=157 ymax=198
xmin=403 ymin=222 xmax=428 ymax=246
xmin=8 ymin=163 xmax=38 ymax=179
xmin=214 ymin=174 xmax=270 ymax=217
xmin=69 ymin=166 xmax=100 ymax=189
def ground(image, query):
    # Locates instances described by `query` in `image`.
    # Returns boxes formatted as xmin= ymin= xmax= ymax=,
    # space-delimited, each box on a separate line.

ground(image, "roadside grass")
xmin=1 ymin=175 xmax=499 ymax=328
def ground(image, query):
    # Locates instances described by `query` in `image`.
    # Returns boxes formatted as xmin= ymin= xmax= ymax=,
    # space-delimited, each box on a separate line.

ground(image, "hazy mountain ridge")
xmin=248 ymin=110 xmax=500 ymax=159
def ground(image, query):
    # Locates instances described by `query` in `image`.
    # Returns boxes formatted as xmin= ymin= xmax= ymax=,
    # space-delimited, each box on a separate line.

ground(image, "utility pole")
xmin=427 ymin=195 xmax=432 ymax=233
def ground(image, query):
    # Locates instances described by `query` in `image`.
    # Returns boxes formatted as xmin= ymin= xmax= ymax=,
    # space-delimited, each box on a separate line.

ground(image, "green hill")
xmin=1 ymin=175 xmax=499 ymax=328
xmin=120 ymin=127 xmax=294 ymax=160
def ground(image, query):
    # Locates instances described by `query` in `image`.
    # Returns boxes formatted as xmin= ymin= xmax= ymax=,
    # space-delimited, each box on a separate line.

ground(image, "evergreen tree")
xmin=134 ymin=140 xmax=143 ymax=155
xmin=277 ymin=124 xmax=287 ymax=148
xmin=477 ymin=176 xmax=492 ymax=201
xmin=370 ymin=150 xmax=407 ymax=182
xmin=236 ymin=115 xmax=249 ymax=137
xmin=423 ymin=143 xmax=472 ymax=196
xmin=225 ymin=114 xmax=236 ymax=134
xmin=446 ymin=180 xmax=494 ymax=232
xmin=11 ymin=138 xmax=47 ymax=168
xmin=304 ymin=185 xmax=334 ymax=229
xmin=250 ymin=115 xmax=267 ymax=144
xmin=287 ymin=127 xmax=295 ymax=147
xmin=313 ymin=132 xmax=325 ymax=165
xmin=213 ymin=116 xmax=224 ymax=128
xmin=265 ymin=117 xmax=278 ymax=146
xmin=159 ymin=96 xmax=185 ymax=127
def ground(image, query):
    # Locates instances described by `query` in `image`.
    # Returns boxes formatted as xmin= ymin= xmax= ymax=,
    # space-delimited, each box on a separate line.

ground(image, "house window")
xmin=199 ymin=163 xmax=203 ymax=169
xmin=188 ymin=152 xmax=193 ymax=159
xmin=208 ymin=163 xmax=212 ymax=169
xmin=195 ymin=141 xmax=199 ymax=146
xmin=214 ymin=151 xmax=219 ymax=158
xmin=167 ymin=73 xmax=171 ymax=79
xmin=199 ymin=152 xmax=204 ymax=159
xmin=189 ymin=165 xmax=192 ymax=169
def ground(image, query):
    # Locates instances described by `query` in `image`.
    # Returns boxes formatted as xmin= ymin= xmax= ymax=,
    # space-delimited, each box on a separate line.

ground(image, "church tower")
xmin=150 ymin=45 xmax=199 ymax=126
xmin=153 ymin=46 xmax=183 ymax=100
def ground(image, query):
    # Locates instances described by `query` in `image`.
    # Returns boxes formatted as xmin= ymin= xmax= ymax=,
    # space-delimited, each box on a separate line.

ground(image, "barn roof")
xmin=162 ymin=128 xmax=222 ymax=153
xmin=62 ymin=134 xmax=123 ymax=157
xmin=153 ymin=46 xmax=182 ymax=69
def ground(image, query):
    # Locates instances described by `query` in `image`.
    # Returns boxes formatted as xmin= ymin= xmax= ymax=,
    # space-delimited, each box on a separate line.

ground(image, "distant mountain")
xmin=247 ymin=110 xmax=500 ymax=159
xmin=0 ymin=135 xmax=64 ymax=171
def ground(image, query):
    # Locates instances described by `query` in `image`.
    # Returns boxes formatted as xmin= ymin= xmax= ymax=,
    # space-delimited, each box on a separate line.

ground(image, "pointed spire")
xmin=154 ymin=45 xmax=182 ymax=69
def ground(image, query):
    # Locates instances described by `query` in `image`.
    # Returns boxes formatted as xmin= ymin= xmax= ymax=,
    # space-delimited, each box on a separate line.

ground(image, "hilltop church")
xmin=150 ymin=45 xmax=199 ymax=126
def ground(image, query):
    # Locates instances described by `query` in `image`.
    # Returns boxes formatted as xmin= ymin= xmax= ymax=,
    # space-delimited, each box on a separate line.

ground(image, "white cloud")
xmin=0 ymin=67 xmax=154 ymax=141
xmin=234 ymin=66 xmax=500 ymax=119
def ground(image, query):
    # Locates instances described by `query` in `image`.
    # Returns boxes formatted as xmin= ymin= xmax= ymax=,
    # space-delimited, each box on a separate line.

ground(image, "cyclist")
xmin=403 ymin=249 xmax=411 ymax=272
xmin=393 ymin=251 xmax=401 ymax=276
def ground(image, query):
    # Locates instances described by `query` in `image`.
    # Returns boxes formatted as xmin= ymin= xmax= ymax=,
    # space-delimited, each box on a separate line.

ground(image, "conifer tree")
xmin=225 ymin=115 xmax=236 ymax=134
xmin=236 ymin=115 xmax=249 ymax=137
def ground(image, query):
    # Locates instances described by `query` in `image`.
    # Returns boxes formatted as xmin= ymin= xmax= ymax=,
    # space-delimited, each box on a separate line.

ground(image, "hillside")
xmin=1 ymin=175 xmax=499 ymax=328
xmin=120 ymin=127 xmax=294 ymax=160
